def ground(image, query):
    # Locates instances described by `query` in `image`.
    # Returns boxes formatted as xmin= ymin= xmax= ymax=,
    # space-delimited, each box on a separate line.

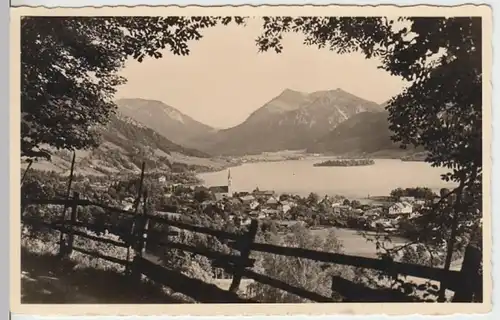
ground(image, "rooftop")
xmin=209 ymin=186 xmax=229 ymax=193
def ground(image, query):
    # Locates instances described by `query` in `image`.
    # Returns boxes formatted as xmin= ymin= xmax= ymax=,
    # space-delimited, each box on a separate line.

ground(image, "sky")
xmin=115 ymin=18 xmax=408 ymax=129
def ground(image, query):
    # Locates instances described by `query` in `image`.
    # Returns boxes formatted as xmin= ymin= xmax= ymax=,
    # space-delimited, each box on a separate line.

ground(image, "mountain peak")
xmin=116 ymin=98 xmax=174 ymax=111
xmin=199 ymin=88 xmax=384 ymax=155
xmin=280 ymin=88 xmax=307 ymax=96
xmin=114 ymin=98 xmax=215 ymax=147
xmin=258 ymin=89 xmax=310 ymax=114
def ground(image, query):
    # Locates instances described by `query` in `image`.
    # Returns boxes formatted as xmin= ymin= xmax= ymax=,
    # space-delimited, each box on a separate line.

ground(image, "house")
xmin=265 ymin=196 xmax=282 ymax=210
xmin=239 ymin=194 xmax=256 ymax=204
xmin=248 ymin=210 xmax=259 ymax=217
xmin=249 ymin=210 xmax=267 ymax=219
xmin=156 ymin=211 xmax=182 ymax=220
xmin=409 ymin=211 xmax=423 ymax=220
xmin=253 ymin=190 xmax=275 ymax=199
xmin=122 ymin=202 xmax=134 ymax=211
xmin=331 ymin=202 xmax=342 ymax=208
xmin=158 ymin=175 xmax=167 ymax=183
xmin=94 ymin=184 xmax=108 ymax=192
xmin=414 ymin=199 xmax=427 ymax=206
xmin=352 ymin=208 xmax=364 ymax=215
xmin=249 ymin=200 xmax=261 ymax=210
xmin=280 ymin=200 xmax=296 ymax=207
xmin=333 ymin=205 xmax=351 ymax=214
xmin=280 ymin=200 xmax=296 ymax=214
xmin=169 ymin=183 xmax=182 ymax=192
xmin=213 ymin=193 xmax=224 ymax=202
xmin=388 ymin=202 xmax=413 ymax=216
xmin=201 ymin=200 xmax=216 ymax=209
xmin=209 ymin=185 xmax=229 ymax=193
xmin=282 ymin=203 xmax=292 ymax=214
xmin=275 ymin=220 xmax=306 ymax=229
xmin=209 ymin=185 xmax=230 ymax=198
xmin=240 ymin=217 xmax=252 ymax=226
xmin=399 ymin=196 xmax=415 ymax=203
xmin=364 ymin=208 xmax=382 ymax=218
xmin=262 ymin=208 xmax=280 ymax=218
xmin=371 ymin=218 xmax=394 ymax=230
xmin=227 ymin=197 xmax=242 ymax=206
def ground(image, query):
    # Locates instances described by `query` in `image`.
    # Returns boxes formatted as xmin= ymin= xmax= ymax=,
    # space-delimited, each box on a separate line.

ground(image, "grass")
xmin=21 ymin=248 xmax=192 ymax=303
xmin=20 ymin=226 xmax=194 ymax=304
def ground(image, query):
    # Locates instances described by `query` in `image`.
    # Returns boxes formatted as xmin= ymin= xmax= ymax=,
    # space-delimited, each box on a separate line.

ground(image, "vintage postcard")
xmin=10 ymin=3 xmax=492 ymax=316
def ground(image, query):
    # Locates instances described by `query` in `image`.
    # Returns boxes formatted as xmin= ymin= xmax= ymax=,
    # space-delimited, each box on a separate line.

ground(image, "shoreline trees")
xmin=314 ymin=159 xmax=375 ymax=167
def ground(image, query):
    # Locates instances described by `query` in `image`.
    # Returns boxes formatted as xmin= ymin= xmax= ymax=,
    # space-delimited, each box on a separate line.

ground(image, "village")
xmin=114 ymin=170 xmax=439 ymax=237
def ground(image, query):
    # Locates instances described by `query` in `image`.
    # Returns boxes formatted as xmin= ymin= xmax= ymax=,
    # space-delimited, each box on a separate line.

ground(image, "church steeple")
xmin=227 ymin=169 xmax=232 ymax=196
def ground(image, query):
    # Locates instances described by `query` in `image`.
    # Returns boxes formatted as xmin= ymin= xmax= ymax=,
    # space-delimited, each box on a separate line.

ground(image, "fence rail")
xmin=21 ymin=194 xmax=482 ymax=303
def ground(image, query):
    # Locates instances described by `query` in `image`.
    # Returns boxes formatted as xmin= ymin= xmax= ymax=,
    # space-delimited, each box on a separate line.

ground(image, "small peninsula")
xmin=313 ymin=159 xmax=375 ymax=167
xmin=401 ymin=152 xmax=428 ymax=162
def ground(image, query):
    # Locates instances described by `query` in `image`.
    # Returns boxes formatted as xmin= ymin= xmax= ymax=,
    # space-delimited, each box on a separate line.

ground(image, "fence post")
xmin=66 ymin=192 xmax=79 ymax=257
xmin=58 ymin=152 xmax=76 ymax=255
xmin=126 ymin=162 xmax=146 ymax=274
xmin=131 ymin=190 xmax=150 ymax=280
xmin=229 ymin=219 xmax=259 ymax=293
xmin=137 ymin=190 xmax=150 ymax=257
xmin=452 ymin=244 xmax=482 ymax=302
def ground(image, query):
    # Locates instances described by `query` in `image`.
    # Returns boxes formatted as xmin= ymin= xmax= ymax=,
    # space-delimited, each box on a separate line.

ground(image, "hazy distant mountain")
xmin=101 ymin=114 xmax=210 ymax=159
xmin=115 ymin=98 xmax=216 ymax=147
xmin=194 ymin=88 xmax=383 ymax=155
xmin=32 ymin=114 xmax=222 ymax=176
xmin=308 ymin=110 xmax=423 ymax=157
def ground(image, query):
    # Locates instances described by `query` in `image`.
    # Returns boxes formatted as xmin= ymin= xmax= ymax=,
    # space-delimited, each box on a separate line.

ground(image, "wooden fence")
xmin=21 ymin=193 xmax=483 ymax=303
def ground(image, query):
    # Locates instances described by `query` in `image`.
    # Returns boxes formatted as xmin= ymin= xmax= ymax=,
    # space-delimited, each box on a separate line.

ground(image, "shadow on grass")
xmin=21 ymin=248 xmax=189 ymax=304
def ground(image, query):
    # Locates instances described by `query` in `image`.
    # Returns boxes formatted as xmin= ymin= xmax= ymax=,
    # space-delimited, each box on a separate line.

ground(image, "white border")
xmin=7 ymin=1 xmax=498 ymax=319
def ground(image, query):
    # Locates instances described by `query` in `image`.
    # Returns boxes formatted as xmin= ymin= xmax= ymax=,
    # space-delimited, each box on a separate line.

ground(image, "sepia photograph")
xmin=11 ymin=4 xmax=492 ymax=316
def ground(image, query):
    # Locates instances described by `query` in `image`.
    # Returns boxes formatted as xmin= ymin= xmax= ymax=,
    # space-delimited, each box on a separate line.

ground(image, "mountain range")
xmin=116 ymin=89 xmax=415 ymax=157
xmin=184 ymin=89 xmax=381 ymax=155
xmin=26 ymin=88 xmax=418 ymax=175
xmin=26 ymin=113 xmax=229 ymax=176
xmin=116 ymin=98 xmax=216 ymax=147
xmin=307 ymin=110 xmax=423 ymax=157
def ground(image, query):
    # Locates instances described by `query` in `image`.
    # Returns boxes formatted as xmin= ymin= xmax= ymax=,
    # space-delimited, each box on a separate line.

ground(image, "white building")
xmin=282 ymin=204 xmax=292 ymax=214
xmin=158 ymin=175 xmax=167 ymax=183
xmin=399 ymin=196 xmax=415 ymax=203
xmin=249 ymin=200 xmax=260 ymax=210
xmin=239 ymin=194 xmax=256 ymax=204
xmin=388 ymin=202 xmax=413 ymax=216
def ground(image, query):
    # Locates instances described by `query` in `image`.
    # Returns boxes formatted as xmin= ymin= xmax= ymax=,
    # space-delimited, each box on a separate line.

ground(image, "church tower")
xmin=227 ymin=169 xmax=232 ymax=196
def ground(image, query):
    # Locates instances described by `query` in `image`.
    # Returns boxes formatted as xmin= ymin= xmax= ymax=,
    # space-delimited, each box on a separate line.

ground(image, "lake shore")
xmin=313 ymin=159 xmax=375 ymax=167
xmin=197 ymin=158 xmax=456 ymax=199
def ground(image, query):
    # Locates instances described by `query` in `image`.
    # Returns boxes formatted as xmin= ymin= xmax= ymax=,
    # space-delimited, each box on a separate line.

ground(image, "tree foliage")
xmin=255 ymin=16 xmax=483 ymax=300
xmin=22 ymin=16 xmax=483 ymax=301
xmin=21 ymin=16 xmax=245 ymax=160
xmin=255 ymin=16 xmax=481 ymax=186
xmin=248 ymin=224 xmax=349 ymax=302
xmin=390 ymin=187 xmax=436 ymax=200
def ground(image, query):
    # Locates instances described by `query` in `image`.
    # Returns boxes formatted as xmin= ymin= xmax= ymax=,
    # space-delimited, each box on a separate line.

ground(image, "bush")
xmin=248 ymin=224 xmax=359 ymax=303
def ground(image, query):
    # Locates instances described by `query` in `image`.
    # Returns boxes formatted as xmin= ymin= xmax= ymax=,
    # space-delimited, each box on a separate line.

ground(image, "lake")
xmin=309 ymin=227 xmax=407 ymax=258
xmin=197 ymin=158 xmax=456 ymax=199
